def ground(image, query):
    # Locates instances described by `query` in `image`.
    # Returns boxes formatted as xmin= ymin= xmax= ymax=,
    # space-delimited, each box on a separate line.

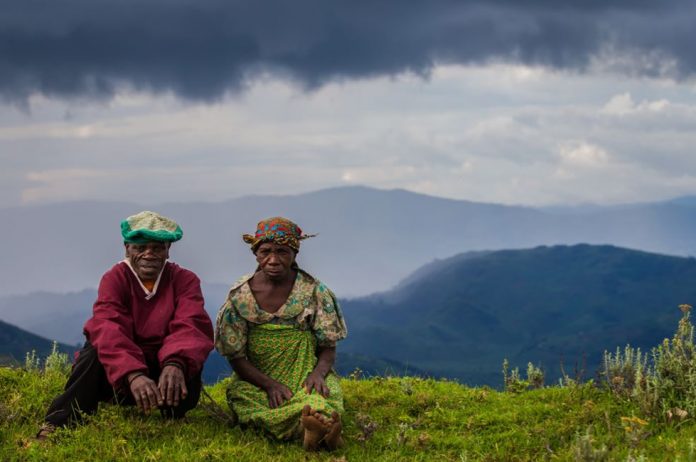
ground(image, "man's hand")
xmin=158 ymin=365 xmax=188 ymax=407
xmin=128 ymin=372 xmax=163 ymax=413
xmin=263 ymin=380 xmax=293 ymax=409
xmin=303 ymin=371 xmax=330 ymax=397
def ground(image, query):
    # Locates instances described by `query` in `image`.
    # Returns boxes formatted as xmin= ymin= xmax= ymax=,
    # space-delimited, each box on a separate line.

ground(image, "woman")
xmin=215 ymin=217 xmax=348 ymax=451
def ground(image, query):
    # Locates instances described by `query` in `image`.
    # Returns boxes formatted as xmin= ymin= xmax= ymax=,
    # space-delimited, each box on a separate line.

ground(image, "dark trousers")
xmin=44 ymin=342 xmax=202 ymax=427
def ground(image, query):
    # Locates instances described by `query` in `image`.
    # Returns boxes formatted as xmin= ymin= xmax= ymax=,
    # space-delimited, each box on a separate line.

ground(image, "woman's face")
xmin=255 ymin=242 xmax=296 ymax=281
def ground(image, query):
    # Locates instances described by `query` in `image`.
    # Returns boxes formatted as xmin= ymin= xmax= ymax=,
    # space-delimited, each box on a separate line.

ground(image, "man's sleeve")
xmin=83 ymin=268 xmax=148 ymax=388
xmin=158 ymin=270 xmax=214 ymax=378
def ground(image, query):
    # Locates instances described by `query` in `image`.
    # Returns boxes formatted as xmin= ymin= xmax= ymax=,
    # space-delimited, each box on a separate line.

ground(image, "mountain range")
xmin=339 ymin=244 xmax=694 ymax=385
xmin=0 ymin=320 xmax=77 ymax=366
xmin=3 ymin=186 xmax=696 ymax=298
xmin=0 ymin=282 xmax=427 ymax=382
xmin=2 ymin=244 xmax=694 ymax=386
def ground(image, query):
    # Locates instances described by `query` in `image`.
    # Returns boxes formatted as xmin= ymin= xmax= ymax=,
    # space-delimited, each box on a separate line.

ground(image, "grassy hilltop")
xmin=5 ymin=309 xmax=696 ymax=461
xmin=3 ymin=371 xmax=696 ymax=461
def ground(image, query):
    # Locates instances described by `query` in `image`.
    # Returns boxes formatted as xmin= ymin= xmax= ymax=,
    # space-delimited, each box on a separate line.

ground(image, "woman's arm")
xmin=231 ymin=357 xmax=294 ymax=408
xmin=303 ymin=346 xmax=335 ymax=397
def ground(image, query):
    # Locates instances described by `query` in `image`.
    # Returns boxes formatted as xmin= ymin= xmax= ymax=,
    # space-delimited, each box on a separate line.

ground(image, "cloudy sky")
xmin=3 ymin=0 xmax=696 ymax=208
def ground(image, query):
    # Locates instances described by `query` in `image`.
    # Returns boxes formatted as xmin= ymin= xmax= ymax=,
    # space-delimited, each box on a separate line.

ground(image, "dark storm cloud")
xmin=1 ymin=0 xmax=695 ymax=101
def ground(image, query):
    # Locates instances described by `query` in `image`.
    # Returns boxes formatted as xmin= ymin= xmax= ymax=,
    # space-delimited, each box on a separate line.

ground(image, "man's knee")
xmin=44 ymin=342 xmax=109 ymax=427
xmin=183 ymin=373 xmax=203 ymax=410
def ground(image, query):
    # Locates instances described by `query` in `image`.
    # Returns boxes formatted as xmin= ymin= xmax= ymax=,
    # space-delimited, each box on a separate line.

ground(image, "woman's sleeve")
xmin=311 ymin=282 xmax=348 ymax=348
xmin=215 ymin=295 xmax=248 ymax=360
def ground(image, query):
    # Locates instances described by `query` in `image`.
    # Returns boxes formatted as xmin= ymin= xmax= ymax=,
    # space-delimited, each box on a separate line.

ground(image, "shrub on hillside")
xmin=24 ymin=341 xmax=70 ymax=376
xmin=603 ymin=304 xmax=696 ymax=420
xmin=502 ymin=359 xmax=544 ymax=392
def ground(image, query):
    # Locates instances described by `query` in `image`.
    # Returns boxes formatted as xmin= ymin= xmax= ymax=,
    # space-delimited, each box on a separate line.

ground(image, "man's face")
xmin=125 ymin=241 xmax=170 ymax=282
xmin=255 ymin=242 xmax=296 ymax=281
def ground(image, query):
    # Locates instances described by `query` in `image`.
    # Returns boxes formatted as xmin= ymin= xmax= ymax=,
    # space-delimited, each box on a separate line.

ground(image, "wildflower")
xmin=621 ymin=416 xmax=648 ymax=433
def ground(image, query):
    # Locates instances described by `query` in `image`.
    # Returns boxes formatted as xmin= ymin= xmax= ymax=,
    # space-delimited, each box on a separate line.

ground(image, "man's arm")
xmin=83 ymin=267 xmax=149 ymax=387
xmin=157 ymin=269 xmax=214 ymax=378
xmin=84 ymin=267 xmax=164 ymax=413
xmin=156 ymin=269 xmax=213 ymax=407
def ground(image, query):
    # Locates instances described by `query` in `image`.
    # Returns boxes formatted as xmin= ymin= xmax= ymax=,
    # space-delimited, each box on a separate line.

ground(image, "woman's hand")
xmin=304 ymin=371 xmax=330 ymax=397
xmin=264 ymin=380 xmax=294 ymax=408
xmin=231 ymin=358 xmax=293 ymax=408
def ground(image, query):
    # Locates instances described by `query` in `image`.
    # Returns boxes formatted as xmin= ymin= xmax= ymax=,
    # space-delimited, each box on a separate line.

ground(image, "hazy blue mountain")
xmin=0 ymin=320 xmax=77 ymax=366
xmin=340 ymin=244 xmax=696 ymax=386
xmin=0 ymin=292 xmax=429 ymax=383
xmin=334 ymin=353 xmax=432 ymax=378
xmin=4 ymin=244 xmax=695 ymax=387
xmin=0 ymin=283 xmax=236 ymax=383
xmin=0 ymin=284 xmax=232 ymax=346
xmin=0 ymin=289 xmax=96 ymax=346
xmin=0 ymin=315 xmax=229 ymax=384
xmin=4 ymin=186 xmax=696 ymax=299
xmin=667 ymin=196 xmax=696 ymax=207
xmin=0 ymin=281 xmax=428 ymax=382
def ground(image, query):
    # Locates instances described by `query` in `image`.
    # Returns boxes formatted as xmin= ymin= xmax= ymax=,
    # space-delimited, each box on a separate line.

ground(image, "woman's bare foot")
xmin=324 ymin=411 xmax=344 ymax=451
xmin=301 ymin=405 xmax=330 ymax=451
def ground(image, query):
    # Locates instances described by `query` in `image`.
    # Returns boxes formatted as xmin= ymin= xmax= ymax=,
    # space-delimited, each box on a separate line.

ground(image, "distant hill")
xmin=0 ymin=320 xmax=77 ymax=366
xmin=4 ymin=186 xmax=696 ymax=298
xmin=0 ymin=285 xmax=232 ymax=346
xmin=0 ymin=284 xmax=234 ymax=383
xmin=0 ymin=283 xmax=422 ymax=383
xmin=334 ymin=353 xmax=432 ymax=378
xmin=340 ymin=244 xmax=695 ymax=386
xmin=0 ymin=289 xmax=97 ymax=346
xmin=3 ymin=244 xmax=695 ymax=386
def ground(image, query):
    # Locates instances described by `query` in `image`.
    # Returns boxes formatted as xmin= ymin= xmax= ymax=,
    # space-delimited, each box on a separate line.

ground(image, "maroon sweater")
xmin=83 ymin=261 xmax=214 ymax=387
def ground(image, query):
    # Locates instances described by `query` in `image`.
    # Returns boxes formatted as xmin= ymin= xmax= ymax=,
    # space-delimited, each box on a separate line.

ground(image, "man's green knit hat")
xmin=121 ymin=211 xmax=183 ymax=244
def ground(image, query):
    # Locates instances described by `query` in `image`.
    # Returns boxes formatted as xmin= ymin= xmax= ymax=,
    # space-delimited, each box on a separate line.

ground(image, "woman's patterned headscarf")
xmin=242 ymin=217 xmax=316 ymax=252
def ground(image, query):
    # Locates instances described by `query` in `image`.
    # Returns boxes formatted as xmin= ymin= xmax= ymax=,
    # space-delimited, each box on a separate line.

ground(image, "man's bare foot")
xmin=301 ymin=405 xmax=329 ymax=451
xmin=324 ymin=411 xmax=344 ymax=451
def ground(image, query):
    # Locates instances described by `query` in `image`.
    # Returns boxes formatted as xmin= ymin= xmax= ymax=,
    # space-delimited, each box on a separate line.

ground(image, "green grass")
xmin=4 ymin=366 xmax=696 ymax=461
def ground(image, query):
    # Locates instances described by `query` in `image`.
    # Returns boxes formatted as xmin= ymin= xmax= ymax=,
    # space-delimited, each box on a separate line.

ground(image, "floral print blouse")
xmin=215 ymin=269 xmax=348 ymax=360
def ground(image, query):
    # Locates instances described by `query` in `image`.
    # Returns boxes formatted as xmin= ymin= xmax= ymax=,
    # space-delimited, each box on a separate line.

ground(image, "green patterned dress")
xmin=215 ymin=269 xmax=348 ymax=440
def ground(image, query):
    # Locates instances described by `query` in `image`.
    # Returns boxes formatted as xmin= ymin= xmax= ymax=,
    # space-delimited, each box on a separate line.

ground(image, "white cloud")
xmin=601 ymin=92 xmax=671 ymax=116
xmin=558 ymin=142 xmax=609 ymax=167
xmin=4 ymin=63 xmax=696 ymax=207
xmin=601 ymin=93 xmax=635 ymax=115
xmin=22 ymin=168 xmax=113 ymax=204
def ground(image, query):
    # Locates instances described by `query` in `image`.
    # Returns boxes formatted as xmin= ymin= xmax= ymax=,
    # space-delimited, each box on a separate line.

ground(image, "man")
xmin=37 ymin=211 xmax=214 ymax=439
